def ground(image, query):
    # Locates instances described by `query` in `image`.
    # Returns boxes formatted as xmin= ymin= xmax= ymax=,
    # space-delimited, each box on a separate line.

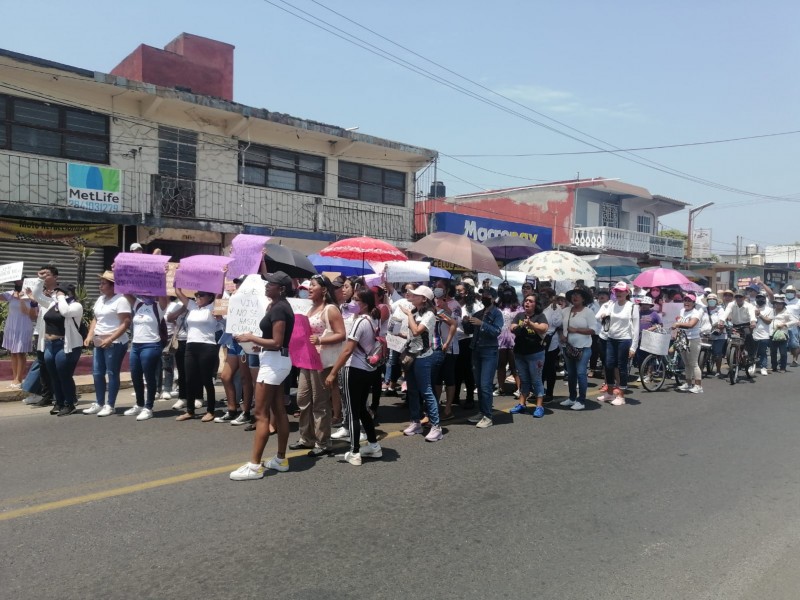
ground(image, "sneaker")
xmin=791 ymin=361 xmax=798 ymax=367
xmin=475 ymin=416 xmax=493 ymax=429
xmin=172 ymin=399 xmax=186 ymax=410
xmin=265 ymin=456 xmax=289 ymax=472
xmin=23 ymin=394 xmax=42 ymax=405
xmin=97 ymin=405 xmax=115 ymax=417
xmin=160 ymin=392 xmax=172 ymax=400
xmin=716 ymin=372 xmax=726 ymax=379
xmin=136 ymin=408 xmax=154 ymax=421
xmin=688 ymin=385 xmax=704 ymax=394
xmin=229 ymin=462 xmax=265 ymax=481
xmin=533 ymin=406 xmax=545 ymax=418
xmin=492 ymin=389 xmax=500 ymax=396
xmin=170 ymin=391 xmax=180 ymax=398
xmin=512 ymin=390 xmax=521 ymax=399
xmin=82 ymin=403 xmax=102 ymax=415
xmin=760 ymin=368 xmax=768 ymax=376
xmin=57 ymin=405 xmax=76 ymax=417
xmin=598 ymin=384 xmax=609 ymax=393
xmin=194 ymin=400 xmax=203 ymax=409
xmin=331 ymin=427 xmax=351 ymax=440
xmin=425 ymin=425 xmax=444 ymax=441
xmin=610 ymin=397 xmax=626 ymax=406
xmin=677 ymin=383 xmax=691 ymax=392
xmin=231 ymin=412 xmax=250 ymax=426
xmin=214 ymin=410 xmax=238 ymax=423
xmin=560 ymin=398 xmax=575 ymax=407
xmin=570 ymin=401 xmax=585 ymax=411
xmin=343 ymin=451 xmax=362 ymax=465
xmin=359 ymin=431 xmax=367 ymax=442
xmin=50 ymin=404 xmax=60 ymax=415
xmin=403 ymin=421 xmax=423 ymax=436
xmin=361 ymin=442 xmax=383 ymax=458
xmin=509 ymin=403 xmax=527 ymax=414
xmin=596 ymin=394 xmax=610 ymax=402
xmin=467 ymin=413 xmax=483 ymax=423
xmin=124 ymin=405 xmax=143 ymax=417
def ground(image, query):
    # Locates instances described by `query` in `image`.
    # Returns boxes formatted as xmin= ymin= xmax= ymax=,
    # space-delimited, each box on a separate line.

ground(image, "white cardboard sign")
xmin=225 ymin=274 xmax=267 ymax=354
xmin=386 ymin=260 xmax=430 ymax=283
xmin=0 ymin=262 xmax=24 ymax=284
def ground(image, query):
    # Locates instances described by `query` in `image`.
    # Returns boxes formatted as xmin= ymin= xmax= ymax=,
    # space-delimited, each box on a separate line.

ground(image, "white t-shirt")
xmin=678 ymin=307 xmax=703 ymax=340
xmin=561 ymin=306 xmax=597 ymax=349
xmin=132 ymin=301 xmax=162 ymax=344
xmin=598 ymin=300 xmax=640 ymax=348
xmin=93 ymin=294 xmax=132 ymax=345
xmin=408 ymin=310 xmax=436 ymax=358
xmin=186 ymin=301 xmax=218 ymax=344
xmin=346 ymin=316 xmax=378 ymax=371
xmin=752 ymin=305 xmax=774 ymax=340
xmin=542 ymin=304 xmax=563 ymax=352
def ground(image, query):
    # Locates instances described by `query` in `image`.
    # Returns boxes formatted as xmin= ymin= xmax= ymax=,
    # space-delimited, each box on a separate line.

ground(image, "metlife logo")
xmin=67 ymin=163 xmax=122 ymax=213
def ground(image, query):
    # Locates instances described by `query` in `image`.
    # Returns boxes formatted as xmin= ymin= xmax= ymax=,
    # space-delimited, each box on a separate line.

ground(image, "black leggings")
xmin=543 ymin=347 xmax=560 ymax=398
xmin=342 ymin=366 xmax=378 ymax=453
xmin=175 ymin=340 xmax=187 ymax=399
xmin=369 ymin=365 xmax=384 ymax=412
xmin=185 ymin=342 xmax=217 ymax=414
xmin=455 ymin=338 xmax=475 ymax=402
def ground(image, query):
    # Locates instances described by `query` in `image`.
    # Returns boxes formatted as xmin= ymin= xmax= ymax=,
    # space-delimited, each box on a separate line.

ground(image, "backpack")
xmin=355 ymin=316 xmax=389 ymax=368
xmin=72 ymin=317 xmax=89 ymax=340
xmin=135 ymin=301 xmax=169 ymax=349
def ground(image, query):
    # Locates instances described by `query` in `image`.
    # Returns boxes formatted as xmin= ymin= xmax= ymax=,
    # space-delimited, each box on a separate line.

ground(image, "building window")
xmin=239 ymin=143 xmax=325 ymax=195
xmin=338 ymin=161 xmax=406 ymax=206
xmin=0 ymin=93 xmax=109 ymax=163
xmin=601 ymin=203 xmax=619 ymax=228
xmin=157 ymin=126 xmax=197 ymax=217
xmin=637 ymin=215 xmax=651 ymax=234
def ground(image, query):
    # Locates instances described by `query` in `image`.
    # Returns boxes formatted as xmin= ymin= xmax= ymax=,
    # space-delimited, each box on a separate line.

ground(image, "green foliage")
xmin=661 ymin=228 xmax=688 ymax=241
xmin=0 ymin=300 xmax=7 ymax=347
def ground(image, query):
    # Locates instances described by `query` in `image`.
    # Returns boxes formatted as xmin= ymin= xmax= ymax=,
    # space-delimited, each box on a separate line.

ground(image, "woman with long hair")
xmin=1 ymin=279 xmax=36 ymax=387
xmin=216 ymin=277 xmax=253 ymax=423
xmin=453 ymin=278 xmax=478 ymax=408
xmin=42 ymin=283 xmax=84 ymax=416
xmin=559 ymin=288 xmax=597 ymax=411
xmin=496 ymin=286 xmax=522 ymax=397
xmin=290 ymin=274 xmax=345 ymax=456
xmin=325 ymin=288 xmax=383 ymax=465
xmin=509 ymin=294 xmax=549 ymax=418
xmin=230 ymin=272 xmax=295 ymax=480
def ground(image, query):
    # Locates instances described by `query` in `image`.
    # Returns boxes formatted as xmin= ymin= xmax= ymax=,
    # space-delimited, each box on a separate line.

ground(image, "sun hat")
xmin=773 ymin=294 xmax=786 ymax=303
xmin=409 ymin=285 xmax=434 ymax=301
xmin=639 ymin=296 xmax=654 ymax=306
xmin=784 ymin=285 xmax=796 ymax=292
xmin=565 ymin=288 xmax=593 ymax=306
xmin=706 ymin=293 xmax=718 ymax=301
xmin=97 ymin=270 xmax=115 ymax=283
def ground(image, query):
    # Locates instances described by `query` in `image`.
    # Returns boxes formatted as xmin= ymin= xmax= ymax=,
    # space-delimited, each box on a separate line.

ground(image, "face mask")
xmin=481 ymin=297 xmax=493 ymax=308
xmin=756 ymin=299 xmax=766 ymax=306
xmin=454 ymin=293 xmax=464 ymax=301
xmin=14 ymin=282 xmax=22 ymax=292
xmin=707 ymin=300 xmax=717 ymax=308
xmin=297 ymin=289 xmax=309 ymax=299
xmin=786 ymin=293 xmax=796 ymax=300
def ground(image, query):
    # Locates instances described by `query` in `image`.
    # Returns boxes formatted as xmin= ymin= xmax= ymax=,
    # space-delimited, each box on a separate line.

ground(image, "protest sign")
xmin=661 ymin=302 xmax=683 ymax=325
xmin=288 ymin=315 xmax=322 ymax=370
xmin=213 ymin=298 xmax=229 ymax=316
xmin=386 ymin=333 xmax=408 ymax=353
xmin=288 ymin=298 xmax=313 ymax=316
xmin=22 ymin=277 xmax=39 ymax=295
xmin=228 ymin=234 xmax=270 ymax=278
xmin=0 ymin=262 xmax=24 ymax=284
xmin=364 ymin=273 xmax=383 ymax=288
xmin=385 ymin=260 xmax=430 ymax=283
xmin=113 ymin=252 xmax=171 ymax=296
xmin=225 ymin=274 xmax=267 ymax=354
xmin=175 ymin=255 xmax=233 ymax=295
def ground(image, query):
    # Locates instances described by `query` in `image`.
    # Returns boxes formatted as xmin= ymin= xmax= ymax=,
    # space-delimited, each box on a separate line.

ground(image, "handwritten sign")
xmin=175 ymin=255 xmax=233 ymax=295
xmin=213 ymin=298 xmax=229 ymax=316
xmin=225 ymin=274 xmax=267 ymax=354
xmin=113 ymin=252 xmax=171 ymax=296
xmin=288 ymin=315 xmax=322 ymax=370
xmin=0 ymin=261 xmax=24 ymax=284
xmin=288 ymin=298 xmax=313 ymax=316
xmin=386 ymin=332 xmax=408 ymax=353
xmin=386 ymin=260 xmax=430 ymax=283
xmin=228 ymin=234 xmax=270 ymax=278
xmin=22 ymin=277 xmax=39 ymax=295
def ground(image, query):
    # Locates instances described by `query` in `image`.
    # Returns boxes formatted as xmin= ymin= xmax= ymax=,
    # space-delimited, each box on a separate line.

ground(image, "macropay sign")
xmin=435 ymin=213 xmax=552 ymax=250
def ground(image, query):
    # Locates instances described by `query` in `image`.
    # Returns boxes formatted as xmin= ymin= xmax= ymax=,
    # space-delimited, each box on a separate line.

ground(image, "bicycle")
xmin=697 ymin=335 xmax=716 ymax=378
xmin=727 ymin=323 xmax=755 ymax=385
xmin=639 ymin=328 xmax=687 ymax=392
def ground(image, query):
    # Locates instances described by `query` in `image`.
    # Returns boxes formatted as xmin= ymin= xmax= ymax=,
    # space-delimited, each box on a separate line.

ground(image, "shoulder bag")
xmin=319 ymin=304 xmax=344 ymax=369
xmin=564 ymin=310 xmax=584 ymax=359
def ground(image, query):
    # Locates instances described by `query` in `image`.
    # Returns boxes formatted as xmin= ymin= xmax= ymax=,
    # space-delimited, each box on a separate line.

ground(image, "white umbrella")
xmin=516 ymin=250 xmax=596 ymax=285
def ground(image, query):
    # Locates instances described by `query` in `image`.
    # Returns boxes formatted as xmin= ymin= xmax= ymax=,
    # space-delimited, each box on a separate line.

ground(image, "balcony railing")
xmin=0 ymin=152 xmax=413 ymax=242
xmin=572 ymin=226 xmax=685 ymax=259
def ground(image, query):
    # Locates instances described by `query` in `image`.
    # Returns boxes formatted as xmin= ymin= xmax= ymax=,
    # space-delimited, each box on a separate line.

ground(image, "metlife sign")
xmin=435 ymin=213 xmax=552 ymax=250
xmin=67 ymin=163 xmax=122 ymax=213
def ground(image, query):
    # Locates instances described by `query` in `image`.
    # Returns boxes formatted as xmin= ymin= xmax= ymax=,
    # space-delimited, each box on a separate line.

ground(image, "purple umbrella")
xmin=482 ymin=235 xmax=542 ymax=264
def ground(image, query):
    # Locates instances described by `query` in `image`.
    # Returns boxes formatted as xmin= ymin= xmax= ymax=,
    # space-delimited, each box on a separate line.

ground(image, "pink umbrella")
xmin=633 ymin=267 xmax=691 ymax=288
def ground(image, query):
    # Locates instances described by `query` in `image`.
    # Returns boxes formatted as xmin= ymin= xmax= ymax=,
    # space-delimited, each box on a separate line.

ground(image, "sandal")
xmin=201 ymin=412 xmax=215 ymax=422
xmin=176 ymin=412 xmax=196 ymax=421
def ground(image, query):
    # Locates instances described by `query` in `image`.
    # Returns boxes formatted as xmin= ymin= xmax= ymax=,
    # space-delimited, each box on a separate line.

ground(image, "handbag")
xmin=319 ymin=305 xmax=343 ymax=369
xmin=564 ymin=311 xmax=585 ymax=359
xmin=165 ymin=313 xmax=184 ymax=355
xmin=772 ymin=328 xmax=788 ymax=342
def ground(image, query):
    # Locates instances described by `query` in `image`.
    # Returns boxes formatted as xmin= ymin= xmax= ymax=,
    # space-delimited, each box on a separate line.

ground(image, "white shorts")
xmin=256 ymin=351 xmax=292 ymax=385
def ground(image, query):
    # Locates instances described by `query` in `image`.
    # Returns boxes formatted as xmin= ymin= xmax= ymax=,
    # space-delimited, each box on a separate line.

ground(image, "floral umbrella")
xmin=318 ymin=236 xmax=407 ymax=263
xmin=516 ymin=250 xmax=596 ymax=284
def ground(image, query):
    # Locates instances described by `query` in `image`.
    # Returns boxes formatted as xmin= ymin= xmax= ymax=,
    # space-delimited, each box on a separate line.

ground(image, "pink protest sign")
xmin=228 ymin=234 xmax=270 ymax=278
xmin=114 ymin=252 xmax=171 ymax=296
xmin=174 ymin=255 xmax=233 ymax=295
xmin=288 ymin=314 xmax=322 ymax=370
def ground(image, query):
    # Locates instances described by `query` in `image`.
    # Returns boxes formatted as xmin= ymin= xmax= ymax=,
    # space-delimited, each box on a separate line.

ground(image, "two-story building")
xmin=416 ymin=178 xmax=687 ymax=262
xmin=0 ymin=33 xmax=437 ymax=284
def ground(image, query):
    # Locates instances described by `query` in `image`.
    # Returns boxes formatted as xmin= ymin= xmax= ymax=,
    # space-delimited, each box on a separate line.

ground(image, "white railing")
xmin=572 ymin=226 xmax=685 ymax=259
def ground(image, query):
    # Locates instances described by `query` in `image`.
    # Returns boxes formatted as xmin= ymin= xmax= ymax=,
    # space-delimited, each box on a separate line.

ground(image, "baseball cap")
xmin=264 ymin=271 xmax=293 ymax=289
xmin=683 ymin=293 xmax=697 ymax=302
xmin=461 ymin=277 xmax=476 ymax=288
xmin=612 ymin=281 xmax=628 ymax=292
xmin=409 ymin=285 xmax=434 ymax=301
xmin=704 ymin=287 xmax=712 ymax=294
xmin=298 ymin=280 xmax=311 ymax=290
xmin=129 ymin=242 xmax=143 ymax=252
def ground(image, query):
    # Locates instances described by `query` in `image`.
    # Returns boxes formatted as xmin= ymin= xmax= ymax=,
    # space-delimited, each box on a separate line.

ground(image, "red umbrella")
xmin=318 ymin=236 xmax=407 ymax=263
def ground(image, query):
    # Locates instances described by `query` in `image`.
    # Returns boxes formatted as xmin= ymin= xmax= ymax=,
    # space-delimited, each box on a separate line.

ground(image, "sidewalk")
xmin=0 ymin=372 xmax=133 ymax=403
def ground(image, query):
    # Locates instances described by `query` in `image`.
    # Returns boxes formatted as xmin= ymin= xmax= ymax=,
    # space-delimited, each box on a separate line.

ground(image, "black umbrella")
xmin=482 ymin=235 xmax=542 ymax=264
xmin=264 ymin=244 xmax=318 ymax=279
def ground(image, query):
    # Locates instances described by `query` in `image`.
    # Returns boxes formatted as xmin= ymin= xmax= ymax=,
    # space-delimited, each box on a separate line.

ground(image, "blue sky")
xmin=2 ymin=0 xmax=798 ymax=254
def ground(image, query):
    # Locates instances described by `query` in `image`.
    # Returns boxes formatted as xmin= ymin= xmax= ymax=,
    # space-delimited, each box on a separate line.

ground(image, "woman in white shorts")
xmin=230 ymin=271 xmax=296 ymax=481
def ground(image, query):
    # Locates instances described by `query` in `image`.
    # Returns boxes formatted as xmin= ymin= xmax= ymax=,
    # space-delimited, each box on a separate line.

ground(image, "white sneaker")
xmin=170 ymin=391 xmax=180 ymax=398
xmin=160 ymin=392 xmax=172 ymax=400
xmin=492 ymin=389 xmax=500 ymax=396
xmin=359 ymin=431 xmax=367 ymax=442
xmin=361 ymin=442 xmax=382 ymax=458
xmin=570 ymin=401 xmax=585 ymax=411
xmin=230 ymin=462 xmax=264 ymax=481
xmin=688 ymin=385 xmax=704 ymax=394
xmin=172 ymin=399 xmax=186 ymax=410
xmin=610 ymin=397 xmax=626 ymax=406
xmin=760 ymin=368 xmax=768 ymax=376
xmin=23 ymin=394 xmax=43 ymax=405
xmin=513 ymin=390 xmax=521 ymax=399
xmin=476 ymin=416 xmax=493 ymax=429
xmin=194 ymin=400 xmax=203 ymax=409
xmin=231 ymin=412 xmax=250 ymax=426
xmin=82 ymin=403 xmax=102 ymax=415
xmin=97 ymin=405 xmax=115 ymax=417
xmin=136 ymin=408 xmax=154 ymax=421
xmin=331 ymin=427 xmax=350 ymax=440
xmin=677 ymin=383 xmax=691 ymax=391
xmin=124 ymin=405 xmax=143 ymax=416
xmin=265 ymin=456 xmax=289 ymax=472
xmin=596 ymin=394 xmax=610 ymax=402
xmin=560 ymin=398 xmax=575 ymax=407
xmin=344 ymin=451 xmax=362 ymax=466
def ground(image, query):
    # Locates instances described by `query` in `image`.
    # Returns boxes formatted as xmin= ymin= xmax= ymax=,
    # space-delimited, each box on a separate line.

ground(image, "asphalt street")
xmin=1 ymin=370 xmax=800 ymax=600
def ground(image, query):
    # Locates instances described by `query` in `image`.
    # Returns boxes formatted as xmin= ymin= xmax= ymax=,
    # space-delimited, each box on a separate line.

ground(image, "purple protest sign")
xmin=114 ymin=252 xmax=171 ymax=296
xmin=288 ymin=315 xmax=322 ymax=370
xmin=228 ymin=234 xmax=270 ymax=278
xmin=175 ymin=255 xmax=233 ymax=294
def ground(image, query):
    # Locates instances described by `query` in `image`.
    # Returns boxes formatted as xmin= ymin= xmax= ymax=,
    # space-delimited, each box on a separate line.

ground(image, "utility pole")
xmin=735 ymin=235 xmax=740 ymax=265
xmin=686 ymin=202 xmax=715 ymax=260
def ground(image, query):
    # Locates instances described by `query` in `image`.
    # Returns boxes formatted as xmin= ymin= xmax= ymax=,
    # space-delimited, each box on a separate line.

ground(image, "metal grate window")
xmin=601 ymin=203 xmax=619 ymax=228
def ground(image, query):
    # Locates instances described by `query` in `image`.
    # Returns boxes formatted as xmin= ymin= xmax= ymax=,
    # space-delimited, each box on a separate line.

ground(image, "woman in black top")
xmin=230 ymin=271 xmax=296 ymax=481
xmin=509 ymin=295 xmax=549 ymax=418
xmin=42 ymin=283 xmax=84 ymax=416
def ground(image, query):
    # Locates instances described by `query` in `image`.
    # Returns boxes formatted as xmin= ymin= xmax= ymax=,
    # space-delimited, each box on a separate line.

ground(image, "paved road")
xmin=1 ymin=371 xmax=800 ymax=600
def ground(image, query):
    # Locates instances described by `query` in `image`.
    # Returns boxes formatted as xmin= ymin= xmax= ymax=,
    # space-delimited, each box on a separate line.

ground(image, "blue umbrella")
xmin=430 ymin=266 xmax=452 ymax=279
xmin=308 ymin=254 xmax=375 ymax=276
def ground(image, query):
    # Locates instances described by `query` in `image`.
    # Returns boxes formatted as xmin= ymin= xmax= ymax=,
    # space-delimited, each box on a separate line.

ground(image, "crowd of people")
xmin=4 ymin=252 xmax=799 ymax=482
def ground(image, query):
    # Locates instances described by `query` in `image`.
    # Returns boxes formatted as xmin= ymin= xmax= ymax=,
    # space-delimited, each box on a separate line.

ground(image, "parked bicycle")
xmin=639 ymin=327 xmax=687 ymax=392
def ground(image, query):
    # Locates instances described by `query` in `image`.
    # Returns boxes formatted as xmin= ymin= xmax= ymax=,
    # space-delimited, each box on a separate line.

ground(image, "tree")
xmin=660 ymin=228 xmax=688 ymax=241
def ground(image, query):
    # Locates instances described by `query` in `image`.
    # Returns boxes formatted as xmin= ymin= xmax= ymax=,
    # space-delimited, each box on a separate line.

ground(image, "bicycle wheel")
xmin=729 ymin=347 xmax=740 ymax=385
xmin=698 ymin=348 xmax=712 ymax=378
xmin=640 ymin=354 xmax=666 ymax=392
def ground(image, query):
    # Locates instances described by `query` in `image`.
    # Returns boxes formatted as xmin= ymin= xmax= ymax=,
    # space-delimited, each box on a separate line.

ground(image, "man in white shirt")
xmin=721 ymin=290 xmax=757 ymax=357
xmin=782 ymin=284 xmax=800 ymax=365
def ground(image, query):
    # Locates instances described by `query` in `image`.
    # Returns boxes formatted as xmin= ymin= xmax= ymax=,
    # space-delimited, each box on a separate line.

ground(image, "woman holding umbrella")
xmin=559 ymin=288 xmax=597 ymax=411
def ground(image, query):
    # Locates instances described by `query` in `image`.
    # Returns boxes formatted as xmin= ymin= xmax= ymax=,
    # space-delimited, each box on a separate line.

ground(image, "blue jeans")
xmin=472 ymin=345 xmax=498 ymax=418
xmin=516 ymin=350 xmax=545 ymax=399
xmin=605 ymin=338 xmax=633 ymax=388
xmin=43 ymin=339 xmax=81 ymax=408
xmin=565 ymin=346 xmax=592 ymax=402
xmin=771 ymin=340 xmax=788 ymax=371
xmin=22 ymin=357 xmax=43 ymax=395
xmin=756 ymin=339 xmax=770 ymax=369
xmin=406 ymin=352 xmax=440 ymax=426
xmin=131 ymin=342 xmax=162 ymax=409
xmin=93 ymin=343 xmax=128 ymax=407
